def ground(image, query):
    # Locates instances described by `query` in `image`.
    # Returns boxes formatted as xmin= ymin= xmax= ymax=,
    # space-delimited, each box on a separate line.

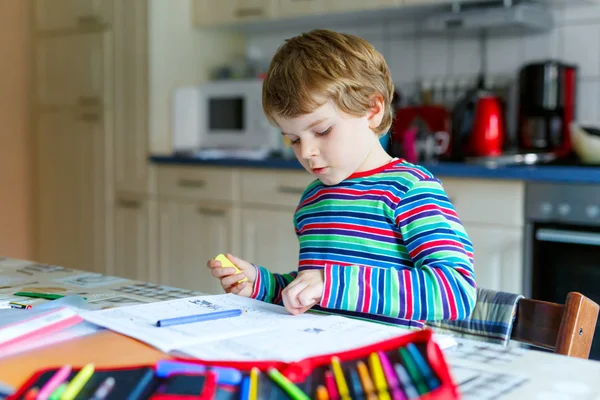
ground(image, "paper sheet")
xmin=82 ymin=294 xmax=446 ymax=361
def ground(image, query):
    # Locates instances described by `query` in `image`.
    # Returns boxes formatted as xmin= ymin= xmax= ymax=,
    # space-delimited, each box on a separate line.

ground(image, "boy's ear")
xmin=367 ymin=94 xmax=385 ymax=132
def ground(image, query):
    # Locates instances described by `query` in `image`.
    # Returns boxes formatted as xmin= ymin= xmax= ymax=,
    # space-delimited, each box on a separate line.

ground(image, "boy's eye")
xmin=316 ymin=127 xmax=332 ymax=136
xmin=290 ymin=137 xmax=300 ymax=144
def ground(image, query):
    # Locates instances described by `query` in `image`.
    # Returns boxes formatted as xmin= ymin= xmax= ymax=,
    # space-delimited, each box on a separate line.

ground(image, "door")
xmin=463 ymin=223 xmax=523 ymax=294
xmin=241 ymin=208 xmax=299 ymax=275
xmin=159 ymin=201 xmax=239 ymax=294
xmin=34 ymin=0 xmax=112 ymax=31
xmin=36 ymin=111 xmax=108 ymax=273
xmin=194 ymin=0 xmax=276 ymax=27
xmin=114 ymin=194 xmax=150 ymax=282
xmin=35 ymin=32 xmax=113 ymax=109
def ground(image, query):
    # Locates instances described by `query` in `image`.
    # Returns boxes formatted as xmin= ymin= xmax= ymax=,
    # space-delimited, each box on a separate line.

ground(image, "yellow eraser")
xmin=215 ymin=254 xmax=248 ymax=283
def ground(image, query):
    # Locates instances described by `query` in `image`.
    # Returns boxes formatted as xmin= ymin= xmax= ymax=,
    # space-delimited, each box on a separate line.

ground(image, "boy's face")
xmin=276 ymin=98 xmax=387 ymax=185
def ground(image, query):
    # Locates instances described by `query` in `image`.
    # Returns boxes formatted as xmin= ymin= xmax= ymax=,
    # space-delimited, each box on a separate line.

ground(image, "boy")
xmin=207 ymin=29 xmax=476 ymax=328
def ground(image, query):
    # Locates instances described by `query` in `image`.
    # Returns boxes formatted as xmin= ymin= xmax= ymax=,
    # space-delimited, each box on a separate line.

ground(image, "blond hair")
xmin=262 ymin=29 xmax=394 ymax=135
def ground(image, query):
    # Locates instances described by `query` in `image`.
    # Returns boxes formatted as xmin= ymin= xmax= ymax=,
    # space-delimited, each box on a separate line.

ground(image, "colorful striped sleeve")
xmin=250 ymin=265 xmax=297 ymax=305
xmin=319 ymin=178 xmax=476 ymax=321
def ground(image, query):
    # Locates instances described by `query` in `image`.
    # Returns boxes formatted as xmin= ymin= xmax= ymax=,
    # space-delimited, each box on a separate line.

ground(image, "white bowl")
xmin=570 ymin=122 xmax=600 ymax=164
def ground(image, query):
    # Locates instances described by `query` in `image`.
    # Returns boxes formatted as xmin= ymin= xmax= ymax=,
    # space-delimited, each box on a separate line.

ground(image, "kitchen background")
xmin=1 ymin=0 xmax=600 ymax=357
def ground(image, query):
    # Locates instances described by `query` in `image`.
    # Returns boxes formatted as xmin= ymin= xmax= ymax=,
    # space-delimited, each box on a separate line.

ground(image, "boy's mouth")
xmin=311 ymin=167 xmax=327 ymax=175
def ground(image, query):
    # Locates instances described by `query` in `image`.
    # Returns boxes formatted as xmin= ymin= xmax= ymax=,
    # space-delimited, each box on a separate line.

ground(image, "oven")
xmin=524 ymin=182 xmax=600 ymax=360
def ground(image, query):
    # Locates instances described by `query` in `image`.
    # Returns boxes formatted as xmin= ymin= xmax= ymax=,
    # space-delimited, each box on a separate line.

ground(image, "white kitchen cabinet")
xmin=241 ymin=208 xmax=299 ymax=275
xmin=34 ymin=0 xmax=112 ymax=32
xmin=36 ymin=111 xmax=109 ymax=274
xmin=330 ymin=0 xmax=400 ymax=12
xmin=464 ymin=223 xmax=524 ymax=294
xmin=193 ymin=0 xmax=278 ymax=27
xmin=158 ymin=201 xmax=240 ymax=294
xmin=35 ymin=32 xmax=113 ymax=109
xmin=277 ymin=0 xmax=332 ymax=18
xmin=113 ymin=194 xmax=155 ymax=282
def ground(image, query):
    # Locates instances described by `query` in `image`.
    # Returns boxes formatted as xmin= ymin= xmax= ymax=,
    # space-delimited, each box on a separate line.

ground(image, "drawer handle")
xmin=78 ymin=96 xmax=102 ymax=106
xmin=234 ymin=7 xmax=264 ymax=17
xmin=77 ymin=15 xmax=102 ymax=25
xmin=177 ymin=179 xmax=206 ymax=189
xmin=197 ymin=207 xmax=225 ymax=217
xmin=277 ymin=185 xmax=305 ymax=195
xmin=117 ymin=199 xmax=141 ymax=209
xmin=76 ymin=113 xmax=101 ymax=122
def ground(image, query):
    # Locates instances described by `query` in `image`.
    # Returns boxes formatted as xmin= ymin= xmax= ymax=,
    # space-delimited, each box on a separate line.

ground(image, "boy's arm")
xmin=319 ymin=178 xmax=476 ymax=321
xmin=250 ymin=265 xmax=297 ymax=305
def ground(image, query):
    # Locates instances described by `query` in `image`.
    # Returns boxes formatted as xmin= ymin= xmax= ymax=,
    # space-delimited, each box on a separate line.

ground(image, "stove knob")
xmin=540 ymin=202 xmax=553 ymax=216
xmin=558 ymin=203 xmax=571 ymax=217
xmin=586 ymin=205 xmax=600 ymax=219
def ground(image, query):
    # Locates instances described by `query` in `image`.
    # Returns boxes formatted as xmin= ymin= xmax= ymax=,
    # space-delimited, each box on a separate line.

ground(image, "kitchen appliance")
xmin=525 ymin=182 xmax=600 ymax=360
xmin=571 ymin=122 xmax=600 ymax=165
xmin=172 ymin=79 xmax=280 ymax=153
xmin=518 ymin=61 xmax=577 ymax=157
xmin=451 ymin=82 xmax=506 ymax=160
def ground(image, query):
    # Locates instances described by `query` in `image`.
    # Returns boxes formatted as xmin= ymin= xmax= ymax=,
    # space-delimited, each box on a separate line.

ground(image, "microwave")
xmin=172 ymin=79 xmax=280 ymax=152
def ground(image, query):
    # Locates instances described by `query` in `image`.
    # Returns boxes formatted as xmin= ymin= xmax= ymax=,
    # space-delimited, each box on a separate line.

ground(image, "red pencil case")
xmin=9 ymin=329 xmax=460 ymax=399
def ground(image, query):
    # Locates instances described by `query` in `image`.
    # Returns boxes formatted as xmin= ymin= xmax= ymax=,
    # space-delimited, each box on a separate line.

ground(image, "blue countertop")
xmin=150 ymin=156 xmax=600 ymax=184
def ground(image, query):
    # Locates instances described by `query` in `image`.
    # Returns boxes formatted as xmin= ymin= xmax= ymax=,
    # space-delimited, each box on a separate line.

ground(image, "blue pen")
xmin=349 ymin=367 xmax=365 ymax=399
xmin=239 ymin=376 xmax=251 ymax=400
xmin=405 ymin=343 xmax=440 ymax=390
xmin=393 ymin=363 xmax=419 ymax=400
xmin=126 ymin=367 xmax=155 ymax=400
xmin=155 ymin=360 xmax=243 ymax=385
xmin=156 ymin=308 xmax=243 ymax=327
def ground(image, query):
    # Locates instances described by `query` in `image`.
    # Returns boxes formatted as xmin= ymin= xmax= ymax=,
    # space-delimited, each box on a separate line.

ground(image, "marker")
xmin=38 ymin=364 xmax=72 ymax=400
xmin=393 ymin=363 xmax=419 ymax=400
xmin=155 ymin=360 xmax=242 ymax=385
xmin=14 ymin=292 xmax=64 ymax=300
xmin=215 ymin=254 xmax=248 ymax=283
xmin=126 ymin=367 xmax=155 ymax=400
xmin=356 ymin=361 xmax=377 ymax=400
xmin=348 ymin=368 xmax=364 ymax=399
xmin=61 ymin=363 xmax=94 ymax=400
xmin=48 ymin=383 xmax=67 ymax=400
xmin=406 ymin=343 xmax=440 ymax=390
xmin=324 ymin=370 xmax=338 ymax=400
xmin=156 ymin=308 xmax=243 ymax=327
xmin=399 ymin=347 xmax=428 ymax=395
xmin=267 ymin=368 xmax=310 ymax=400
xmin=249 ymin=367 xmax=259 ymax=400
xmin=9 ymin=301 xmax=32 ymax=309
xmin=377 ymin=351 xmax=406 ymax=400
xmin=239 ymin=376 xmax=251 ymax=400
xmin=90 ymin=377 xmax=115 ymax=400
xmin=316 ymin=385 xmax=330 ymax=400
xmin=331 ymin=357 xmax=350 ymax=400
xmin=368 ymin=352 xmax=391 ymax=400
xmin=23 ymin=386 xmax=38 ymax=400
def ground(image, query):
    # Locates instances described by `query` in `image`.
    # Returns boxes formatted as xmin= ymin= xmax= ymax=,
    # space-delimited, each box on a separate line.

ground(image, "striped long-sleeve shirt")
xmin=250 ymin=159 xmax=476 ymax=328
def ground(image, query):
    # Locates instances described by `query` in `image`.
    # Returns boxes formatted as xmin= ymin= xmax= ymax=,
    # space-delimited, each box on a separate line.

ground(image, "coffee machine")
xmin=518 ymin=60 xmax=577 ymax=157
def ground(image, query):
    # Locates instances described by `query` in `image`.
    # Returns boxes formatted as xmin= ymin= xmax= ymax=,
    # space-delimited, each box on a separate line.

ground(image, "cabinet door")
xmin=34 ymin=0 xmax=112 ymax=31
xmin=241 ymin=208 xmax=298 ymax=275
xmin=277 ymin=0 xmax=332 ymax=18
xmin=330 ymin=0 xmax=400 ymax=12
xmin=113 ymin=0 xmax=148 ymax=193
xmin=464 ymin=224 xmax=524 ymax=294
xmin=114 ymin=195 xmax=150 ymax=282
xmin=159 ymin=202 xmax=240 ymax=294
xmin=194 ymin=0 xmax=277 ymax=27
xmin=36 ymin=111 xmax=107 ymax=273
xmin=35 ymin=32 xmax=113 ymax=109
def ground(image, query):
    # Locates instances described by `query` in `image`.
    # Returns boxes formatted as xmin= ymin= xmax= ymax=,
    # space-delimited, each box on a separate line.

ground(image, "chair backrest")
xmin=511 ymin=292 xmax=600 ymax=359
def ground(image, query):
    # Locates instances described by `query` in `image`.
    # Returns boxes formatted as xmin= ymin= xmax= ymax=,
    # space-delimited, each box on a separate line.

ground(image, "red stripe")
xmin=362 ymin=268 xmax=372 ymax=313
xmin=438 ymin=271 xmax=458 ymax=318
xmin=301 ymin=187 xmax=401 ymax=206
xmin=321 ymin=265 xmax=332 ymax=307
xmin=403 ymin=270 xmax=413 ymax=320
xmin=304 ymin=222 xmax=400 ymax=238
xmin=396 ymin=203 xmax=447 ymax=223
xmin=412 ymin=239 xmax=465 ymax=256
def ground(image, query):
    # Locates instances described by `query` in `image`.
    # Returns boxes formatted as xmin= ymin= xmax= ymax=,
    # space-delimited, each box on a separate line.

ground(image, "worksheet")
xmin=81 ymin=294 xmax=452 ymax=361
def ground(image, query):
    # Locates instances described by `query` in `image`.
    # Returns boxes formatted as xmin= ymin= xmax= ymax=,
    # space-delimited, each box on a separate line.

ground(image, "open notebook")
xmin=81 ymin=294 xmax=456 ymax=362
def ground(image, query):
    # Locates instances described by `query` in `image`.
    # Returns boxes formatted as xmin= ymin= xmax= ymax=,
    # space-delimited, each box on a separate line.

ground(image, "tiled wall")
xmin=247 ymin=2 xmax=600 ymax=126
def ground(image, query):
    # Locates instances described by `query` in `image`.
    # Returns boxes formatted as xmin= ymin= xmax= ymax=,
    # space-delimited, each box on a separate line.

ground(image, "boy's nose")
xmin=300 ymin=140 xmax=319 ymax=160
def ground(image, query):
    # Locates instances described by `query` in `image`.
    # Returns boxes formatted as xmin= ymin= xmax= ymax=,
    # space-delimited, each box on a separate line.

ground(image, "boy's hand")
xmin=206 ymin=254 xmax=257 ymax=298
xmin=282 ymin=269 xmax=324 ymax=315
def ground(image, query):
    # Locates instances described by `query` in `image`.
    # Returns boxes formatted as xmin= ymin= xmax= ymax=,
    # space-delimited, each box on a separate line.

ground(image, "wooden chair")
xmin=511 ymin=292 xmax=599 ymax=359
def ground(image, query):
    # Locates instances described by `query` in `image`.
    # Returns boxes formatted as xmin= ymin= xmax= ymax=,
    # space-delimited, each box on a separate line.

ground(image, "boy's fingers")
xmin=211 ymin=266 xmax=236 ymax=279
xmin=221 ymin=273 xmax=247 ymax=287
xmin=228 ymin=281 xmax=247 ymax=295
